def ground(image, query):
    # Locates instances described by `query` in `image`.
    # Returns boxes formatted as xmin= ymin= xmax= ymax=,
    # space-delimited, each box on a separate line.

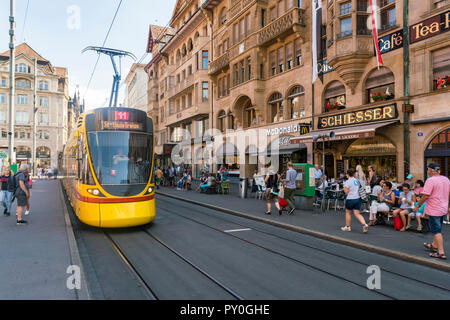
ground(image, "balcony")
xmin=209 ymin=52 xmax=229 ymax=75
xmin=167 ymin=75 xmax=195 ymax=99
xmin=257 ymin=7 xmax=306 ymax=47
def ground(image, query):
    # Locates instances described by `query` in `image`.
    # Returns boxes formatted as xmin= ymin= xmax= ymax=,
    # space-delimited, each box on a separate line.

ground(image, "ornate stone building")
xmin=147 ymin=0 xmax=450 ymax=181
xmin=0 ymin=43 xmax=69 ymax=169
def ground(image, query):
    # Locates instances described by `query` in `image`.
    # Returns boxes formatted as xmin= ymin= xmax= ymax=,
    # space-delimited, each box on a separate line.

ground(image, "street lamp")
xmin=312 ymin=131 xmax=335 ymax=177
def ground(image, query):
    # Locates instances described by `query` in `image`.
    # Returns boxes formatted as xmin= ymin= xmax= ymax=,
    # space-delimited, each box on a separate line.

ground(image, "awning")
xmin=290 ymin=120 xmax=399 ymax=144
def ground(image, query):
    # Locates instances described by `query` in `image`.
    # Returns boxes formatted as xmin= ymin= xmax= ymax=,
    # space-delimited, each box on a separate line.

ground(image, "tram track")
xmin=156 ymin=197 xmax=450 ymax=298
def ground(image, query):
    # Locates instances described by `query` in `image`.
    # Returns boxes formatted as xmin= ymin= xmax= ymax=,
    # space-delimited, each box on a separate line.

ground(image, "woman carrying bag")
xmin=264 ymin=170 xmax=282 ymax=216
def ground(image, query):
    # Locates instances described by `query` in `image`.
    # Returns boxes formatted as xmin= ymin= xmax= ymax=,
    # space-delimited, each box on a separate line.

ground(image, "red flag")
xmin=370 ymin=0 xmax=383 ymax=68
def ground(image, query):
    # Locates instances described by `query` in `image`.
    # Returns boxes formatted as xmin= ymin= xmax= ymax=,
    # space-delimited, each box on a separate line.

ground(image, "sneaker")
xmin=417 ymin=225 xmax=423 ymax=232
xmin=288 ymin=208 xmax=295 ymax=215
xmin=4 ymin=212 xmax=10 ymax=217
xmin=341 ymin=226 xmax=351 ymax=232
xmin=363 ymin=224 xmax=369 ymax=233
xmin=405 ymin=224 xmax=411 ymax=230
xmin=16 ymin=220 xmax=28 ymax=225
xmin=3 ymin=208 xmax=7 ymax=214
xmin=25 ymin=210 xmax=30 ymax=216
xmin=265 ymin=212 xmax=271 ymax=215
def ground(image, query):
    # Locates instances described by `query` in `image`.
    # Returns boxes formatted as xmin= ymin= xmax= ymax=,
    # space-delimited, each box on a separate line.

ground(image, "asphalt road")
xmin=67 ymin=192 xmax=450 ymax=300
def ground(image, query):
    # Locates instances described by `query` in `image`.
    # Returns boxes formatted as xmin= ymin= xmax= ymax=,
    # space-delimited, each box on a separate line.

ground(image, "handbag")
xmin=394 ymin=215 xmax=403 ymax=231
xmin=278 ymin=198 xmax=288 ymax=208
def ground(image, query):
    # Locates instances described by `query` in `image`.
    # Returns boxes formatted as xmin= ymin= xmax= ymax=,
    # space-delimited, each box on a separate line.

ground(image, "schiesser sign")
xmin=318 ymin=104 xmax=398 ymax=129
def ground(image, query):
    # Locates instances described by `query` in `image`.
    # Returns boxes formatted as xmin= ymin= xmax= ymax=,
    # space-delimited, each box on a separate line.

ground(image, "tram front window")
xmin=88 ymin=131 xmax=152 ymax=186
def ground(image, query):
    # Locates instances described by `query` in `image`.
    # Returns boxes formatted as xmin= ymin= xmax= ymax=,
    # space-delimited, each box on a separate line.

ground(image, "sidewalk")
xmin=157 ymin=186 xmax=450 ymax=268
xmin=0 ymin=179 xmax=83 ymax=299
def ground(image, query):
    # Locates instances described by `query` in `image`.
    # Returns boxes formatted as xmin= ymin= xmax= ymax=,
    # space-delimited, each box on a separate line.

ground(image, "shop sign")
xmin=318 ymin=104 xmax=398 ymax=129
xmin=318 ymin=59 xmax=333 ymax=75
xmin=267 ymin=123 xmax=310 ymax=136
xmin=410 ymin=10 xmax=450 ymax=43
xmin=377 ymin=30 xmax=403 ymax=55
xmin=418 ymin=132 xmax=424 ymax=137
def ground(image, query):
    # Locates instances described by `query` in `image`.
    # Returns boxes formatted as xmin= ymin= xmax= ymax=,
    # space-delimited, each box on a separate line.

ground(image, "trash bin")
xmin=239 ymin=177 xmax=248 ymax=198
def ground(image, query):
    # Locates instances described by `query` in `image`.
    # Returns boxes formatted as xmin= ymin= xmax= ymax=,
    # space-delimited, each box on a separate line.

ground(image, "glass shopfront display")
xmin=343 ymin=135 xmax=398 ymax=181
xmin=424 ymin=128 xmax=450 ymax=178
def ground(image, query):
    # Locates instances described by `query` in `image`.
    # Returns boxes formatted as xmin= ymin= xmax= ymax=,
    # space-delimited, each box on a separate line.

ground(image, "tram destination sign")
xmin=318 ymin=104 xmax=398 ymax=129
xmin=101 ymin=121 xmax=144 ymax=131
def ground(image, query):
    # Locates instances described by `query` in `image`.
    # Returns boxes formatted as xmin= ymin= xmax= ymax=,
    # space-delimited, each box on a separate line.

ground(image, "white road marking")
xmin=224 ymin=228 xmax=252 ymax=233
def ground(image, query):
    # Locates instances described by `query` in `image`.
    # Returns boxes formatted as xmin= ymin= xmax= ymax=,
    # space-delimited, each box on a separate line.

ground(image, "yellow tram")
xmin=62 ymin=107 xmax=155 ymax=228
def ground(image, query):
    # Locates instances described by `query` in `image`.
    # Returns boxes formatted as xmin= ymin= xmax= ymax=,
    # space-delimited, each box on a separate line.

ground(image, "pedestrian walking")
xmin=1 ymin=166 xmax=14 ymax=216
xmin=414 ymin=162 xmax=449 ymax=260
xmin=53 ymin=167 xmax=58 ymax=179
xmin=284 ymin=162 xmax=297 ymax=215
xmin=155 ymin=167 xmax=163 ymax=189
xmin=14 ymin=164 xmax=31 ymax=225
xmin=341 ymin=169 xmax=369 ymax=233
xmin=368 ymin=166 xmax=377 ymax=188
xmin=264 ymin=169 xmax=282 ymax=216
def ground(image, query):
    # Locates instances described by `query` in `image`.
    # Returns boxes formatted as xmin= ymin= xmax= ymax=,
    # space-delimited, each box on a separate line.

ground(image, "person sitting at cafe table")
xmin=414 ymin=180 xmax=424 ymax=196
xmin=392 ymin=184 xmax=415 ymax=231
xmin=369 ymin=181 xmax=396 ymax=226
xmin=318 ymin=175 xmax=328 ymax=196
xmin=200 ymin=174 xmax=216 ymax=193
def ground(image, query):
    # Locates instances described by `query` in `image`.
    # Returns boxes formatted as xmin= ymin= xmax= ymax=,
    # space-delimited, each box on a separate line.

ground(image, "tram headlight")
xmin=148 ymin=187 xmax=153 ymax=194
xmin=87 ymin=188 xmax=100 ymax=196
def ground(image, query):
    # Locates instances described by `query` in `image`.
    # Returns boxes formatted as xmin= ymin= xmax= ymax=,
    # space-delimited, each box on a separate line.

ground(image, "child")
xmin=404 ymin=195 xmax=426 ymax=232
xmin=177 ymin=178 xmax=183 ymax=190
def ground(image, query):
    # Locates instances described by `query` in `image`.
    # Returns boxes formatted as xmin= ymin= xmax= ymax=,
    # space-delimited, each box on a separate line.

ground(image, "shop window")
xmin=324 ymin=81 xmax=346 ymax=112
xmin=433 ymin=47 xmax=450 ymax=90
xmin=287 ymin=86 xmax=305 ymax=119
xmin=268 ymin=92 xmax=284 ymax=123
xmin=425 ymin=128 xmax=450 ymax=178
xmin=365 ymin=67 xmax=395 ymax=103
xmin=217 ymin=110 xmax=226 ymax=132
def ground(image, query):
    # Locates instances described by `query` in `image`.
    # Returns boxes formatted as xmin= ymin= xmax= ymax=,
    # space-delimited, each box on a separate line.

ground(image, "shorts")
xmin=155 ymin=178 xmax=161 ymax=184
xmin=401 ymin=208 xmax=413 ymax=214
xmin=428 ymin=215 xmax=444 ymax=235
xmin=16 ymin=194 xmax=27 ymax=207
xmin=345 ymin=198 xmax=362 ymax=211
xmin=265 ymin=188 xmax=277 ymax=202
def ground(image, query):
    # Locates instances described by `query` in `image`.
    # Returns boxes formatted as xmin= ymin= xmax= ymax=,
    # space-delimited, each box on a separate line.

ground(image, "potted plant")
xmin=437 ymin=75 xmax=449 ymax=89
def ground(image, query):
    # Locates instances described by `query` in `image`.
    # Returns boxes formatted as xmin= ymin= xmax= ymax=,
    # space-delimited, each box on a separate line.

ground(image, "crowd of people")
xmin=37 ymin=166 xmax=58 ymax=180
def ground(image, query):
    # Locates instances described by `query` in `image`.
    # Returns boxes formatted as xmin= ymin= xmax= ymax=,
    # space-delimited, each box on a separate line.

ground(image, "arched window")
xmin=244 ymin=101 xmax=258 ymax=128
xmin=324 ymin=81 xmax=346 ymax=113
xmin=182 ymin=44 xmax=187 ymax=57
xmin=36 ymin=146 xmax=51 ymax=159
xmin=217 ymin=110 xmax=226 ymax=132
xmin=287 ymin=86 xmax=305 ymax=119
xmin=16 ymin=146 xmax=31 ymax=159
xmin=219 ymin=7 xmax=227 ymax=25
xmin=228 ymin=111 xmax=236 ymax=130
xmin=187 ymin=38 xmax=193 ymax=52
xmin=176 ymin=49 xmax=181 ymax=62
xmin=425 ymin=128 xmax=450 ymax=178
xmin=268 ymin=92 xmax=283 ymax=123
xmin=365 ymin=67 xmax=395 ymax=103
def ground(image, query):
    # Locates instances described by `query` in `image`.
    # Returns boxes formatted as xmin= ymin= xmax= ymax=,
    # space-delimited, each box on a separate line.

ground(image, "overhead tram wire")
xmin=21 ymin=0 xmax=30 ymax=42
xmin=83 ymin=0 xmax=124 ymax=103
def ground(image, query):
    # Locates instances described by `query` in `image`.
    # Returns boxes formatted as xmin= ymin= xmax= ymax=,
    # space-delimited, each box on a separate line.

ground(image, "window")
xmin=39 ymin=81 xmax=49 ymax=91
xmin=324 ymin=81 xmax=346 ymax=112
xmin=188 ymin=93 xmax=192 ymax=107
xmin=432 ymin=47 xmax=450 ymax=90
xmin=357 ymin=14 xmax=371 ymax=35
xmin=261 ymin=9 xmax=266 ymax=27
xmin=365 ymin=67 xmax=395 ymax=103
xmin=38 ymin=130 xmax=50 ymax=140
xmin=434 ymin=0 xmax=450 ymax=8
xmin=268 ymin=92 xmax=284 ymax=123
xmin=247 ymin=57 xmax=251 ymax=81
xmin=269 ymin=51 xmax=276 ymax=76
xmin=39 ymin=112 xmax=49 ymax=125
xmin=338 ymin=17 xmax=352 ymax=38
xmin=15 ymin=63 xmax=28 ymax=73
xmin=0 ymin=110 xmax=5 ymax=123
xmin=0 ymin=93 xmax=5 ymax=104
xmin=357 ymin=0 xmax=368 ymax=11
xmin=380 ymin=0 xmax=396 ymax=31
xmin=16 ymin=111 xmax=29 ymax=124
xmin=340 ymin=1 xmax=352 ymax=15
xmin=287 ymin=86 xmax=305 ymax=119
xmin=295 ymin=38 xmax=302 ymax=66
xmin=17 ymin=94 xmax=28 ymax=105
xmin=228 ymin=112 xmax=235 ymax=130
xmin=176 ymin=99 xmax=180 ymax=112
xmin=233 ymin=23 xmax=239 ymax=44
xmin=202 ymin=51 xmax=209 ymax=69
xmin=246 ymin=14 xmax=251 ymax=36
xmin=202 ymin=81 xmax=209 ymax=102
xmin=188 ymin=65 xmax=192 ymax=75
xmin=16 ymin=79 xmax=30 ymax=89
xmin=1 ymin=79 xmax=6 ymax=87
xmin=239 ymin=18 xmax=245 ymax=42
xmin=245 ymin=102 xmax=258 ymax=128
xmin=270 ymin=7 xmax=277 ymax=21
xmin=1 ymin=130 xmax=7 ymax=138
xmin=182 ymin=96 xmax=186 ymax=109
xmin=278 ymin=47 xmax=284 ymax=73
xmin=277 ymin=0 xmax=285 ymax=17
xmin=39 ymin=96 xmax=49 ymax=107
xmin=217 ymin=110 xmax=226 ymax=132
xmin=220 ymin=7 xmax=227 ymax=25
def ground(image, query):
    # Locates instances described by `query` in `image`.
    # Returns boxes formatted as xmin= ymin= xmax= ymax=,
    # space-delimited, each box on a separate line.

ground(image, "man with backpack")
xmin=14 ymin=164 xmax=30 ymax=225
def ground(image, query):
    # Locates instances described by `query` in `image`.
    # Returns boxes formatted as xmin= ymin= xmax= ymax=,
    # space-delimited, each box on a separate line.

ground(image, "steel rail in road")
xmin=155 ymin=198 xmax=450 ymax=299
xmin=139 ymin=228 xmax=244 ymax=300
xmin=157 ymin=196 xmax=450 ymax=294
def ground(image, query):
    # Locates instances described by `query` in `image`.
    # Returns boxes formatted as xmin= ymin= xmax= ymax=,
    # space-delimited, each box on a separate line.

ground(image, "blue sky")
xmin=0 ymin=0 xmax=176 ymax=109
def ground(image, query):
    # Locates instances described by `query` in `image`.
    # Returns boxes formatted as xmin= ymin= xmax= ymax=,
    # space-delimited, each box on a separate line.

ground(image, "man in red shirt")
xmin=414 ymin=162 xmax=450 ymax=260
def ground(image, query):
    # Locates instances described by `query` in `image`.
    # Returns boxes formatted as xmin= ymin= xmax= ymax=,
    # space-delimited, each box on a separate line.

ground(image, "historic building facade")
xmin=146 ymin=0 xmax=450 ymax=181
xmin=124 ymin=63 xmax=148 ymax=112
xmin=0 ymin=43 xmax=69 ymax=169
